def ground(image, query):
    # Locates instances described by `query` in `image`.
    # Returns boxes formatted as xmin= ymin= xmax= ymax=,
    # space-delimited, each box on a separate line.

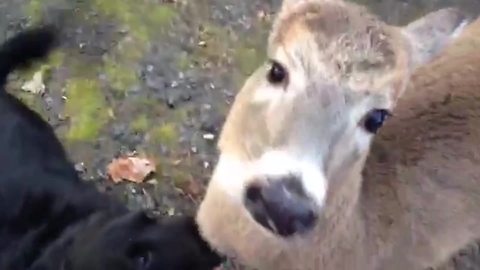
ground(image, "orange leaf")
xmin=107 ymin=156 xmax=156 ymax=183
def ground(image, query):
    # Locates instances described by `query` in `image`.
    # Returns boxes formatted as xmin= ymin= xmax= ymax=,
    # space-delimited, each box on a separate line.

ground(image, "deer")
xmin=195 ymin=0 xmax=480 ymax=269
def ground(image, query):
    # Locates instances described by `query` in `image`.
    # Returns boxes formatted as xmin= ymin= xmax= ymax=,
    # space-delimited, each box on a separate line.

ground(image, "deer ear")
xmin=402 ymin=8 xmax=470 ymax=68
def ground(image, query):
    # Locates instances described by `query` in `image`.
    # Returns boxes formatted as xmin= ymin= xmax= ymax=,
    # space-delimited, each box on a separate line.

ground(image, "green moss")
xmin=192 ymin=23 xmax=231 ymax=65
xmin=47 ymin=50 xmax=65 ymax=68
xmin=103 ymin=58 xmax=138 ymax=92
xmin=68 ymin=57 xmax=101 ymax=78
xmin=24 ymin=0 xmax=42 ymax=24
xmin=176 ymin=52 xmax=191 ymax=71
xmin=234 ymin=46 xmax=265 ymax=76
xmin=93 ymin=0 xmax=178 ymax=43
xmin=172 ymin=107 xmax=191 ymax=122
xmin=132 ymin=96 xmax=160 ymax=109
xmin=64 ymin=79 xmax=109 ymax=141
xmin=150 ymin=122 xmax=178 ymax=147
xmin=147 ymin=5 xmax=177 ymax=27
xmin=91 ymin=0 xmax=179 ymax=92
xmin=117 ymin=40 xmax=145 ymax=61
xmin=130 ymin=114 xmax=149 ymax=133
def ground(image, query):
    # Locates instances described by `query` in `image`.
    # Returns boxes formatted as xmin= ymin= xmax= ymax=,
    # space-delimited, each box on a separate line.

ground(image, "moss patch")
xmin=103 ymin=57 xmax=138 ymax=92
xmin=24 ymin=0 xmax=43 ymax=24
xmin=93 ymin=0 xmax=177 ymax=43
xmin=150 ymin=122 xmax=178 ymax=148
xmin=130 ymin=114 xmax=149 ymax=133
xmin=192 ymin=24 xmax=232 ymax=66
xmin=64 ymin=79 xmax=110 ymax=141
xmin=147 ymin=5 xmax=178 ymax=28
xmin=234 ymin=46 xmax=265 ymax=76
xmin=85 ymin=0 xmax=179 ymax=94
xmin=176 ymin=52 xmax=191 ymax=71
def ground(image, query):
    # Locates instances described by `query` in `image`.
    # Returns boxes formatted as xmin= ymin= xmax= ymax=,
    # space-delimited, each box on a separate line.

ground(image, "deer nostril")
xmin=244 ymin=177 xmax=318 ymax=237
xmin=245 ymin=184 xmax=263 ymax=203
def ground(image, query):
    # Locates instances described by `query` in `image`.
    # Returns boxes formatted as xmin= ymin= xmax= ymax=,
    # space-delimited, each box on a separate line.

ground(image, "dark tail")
xmin=0 ymin=25 xmax=59 ymax=87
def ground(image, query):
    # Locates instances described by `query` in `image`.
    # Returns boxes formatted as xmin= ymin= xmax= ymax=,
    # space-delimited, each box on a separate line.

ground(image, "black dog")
xmin=0 ymin=26 xmax=222 ymax=270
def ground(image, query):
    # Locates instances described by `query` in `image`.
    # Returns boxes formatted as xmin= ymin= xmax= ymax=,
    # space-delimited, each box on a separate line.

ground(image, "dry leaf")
xmin=22 ymin=71 xmax=45 ymax=94
xmin=107 ymin=156 xmax=156 ymax=183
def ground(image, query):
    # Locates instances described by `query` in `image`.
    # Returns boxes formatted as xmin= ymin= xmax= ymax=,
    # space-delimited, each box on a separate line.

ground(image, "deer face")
xmin=206 ymin=0 xmax=468 ymax=237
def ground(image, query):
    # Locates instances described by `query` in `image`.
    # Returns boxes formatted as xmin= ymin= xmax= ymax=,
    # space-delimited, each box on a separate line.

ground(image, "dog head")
xmin=65 ymin=211 xmax=223 ymax=270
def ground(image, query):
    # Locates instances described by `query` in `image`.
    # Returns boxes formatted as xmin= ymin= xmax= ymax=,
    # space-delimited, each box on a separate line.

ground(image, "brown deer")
xmin=196 ymin=0 xmax=479 ymax=269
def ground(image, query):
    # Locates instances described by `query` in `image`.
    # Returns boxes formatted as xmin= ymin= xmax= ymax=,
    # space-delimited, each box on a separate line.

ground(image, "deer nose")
xmin=244 ymin=176 xmax=317 ymax=237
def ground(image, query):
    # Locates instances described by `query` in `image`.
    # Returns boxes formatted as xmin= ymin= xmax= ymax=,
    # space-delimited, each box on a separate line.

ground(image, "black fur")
xmin=0 ymin=25 xmax=222 ymax=270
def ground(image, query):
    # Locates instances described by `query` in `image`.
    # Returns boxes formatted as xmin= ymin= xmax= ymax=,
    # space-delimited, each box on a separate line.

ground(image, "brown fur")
xmin=366 ymin=20 xmax=480 ymax=269
xmin=197 ymin=1 xmax=476 ymax=269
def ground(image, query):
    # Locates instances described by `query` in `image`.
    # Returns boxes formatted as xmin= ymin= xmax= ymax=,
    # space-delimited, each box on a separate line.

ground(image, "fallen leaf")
xmin=22 ymin=71 xmax=45 ymax=94
xmin=107 ymin=156 xmax=156 ymax=183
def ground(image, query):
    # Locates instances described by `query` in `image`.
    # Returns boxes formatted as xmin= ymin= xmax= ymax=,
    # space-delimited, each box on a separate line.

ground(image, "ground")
xmin=1 ymin=0 xmax=480 ymax=269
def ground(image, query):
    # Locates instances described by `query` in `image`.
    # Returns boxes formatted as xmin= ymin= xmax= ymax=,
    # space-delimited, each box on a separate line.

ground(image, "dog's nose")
xmin=244 ymin=176 xmax=317 ymax=237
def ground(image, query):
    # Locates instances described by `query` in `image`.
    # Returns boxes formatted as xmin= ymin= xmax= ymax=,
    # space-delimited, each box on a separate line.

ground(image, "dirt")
xmin=1 ymin=0 xmax=480 ymax=269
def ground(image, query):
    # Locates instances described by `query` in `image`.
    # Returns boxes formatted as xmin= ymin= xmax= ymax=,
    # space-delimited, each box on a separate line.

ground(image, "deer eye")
xmin=267 ymin=60 xmax=288 ymax=84
xmin=362 ymin=109 xmax=391 ymax=134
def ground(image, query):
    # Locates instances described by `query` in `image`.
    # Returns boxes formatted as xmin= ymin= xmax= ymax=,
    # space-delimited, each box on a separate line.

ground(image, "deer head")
xmin=203 ymin=0 xmax=468 ymax=237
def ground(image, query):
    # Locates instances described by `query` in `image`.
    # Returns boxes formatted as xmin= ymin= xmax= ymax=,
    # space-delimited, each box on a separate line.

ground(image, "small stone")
xmin=198 ymin=40 xmax=207 ymax=47
xmin=98 ymin=74 xmax=107 ymax=81
xmin=146 ymin=179 xmax=158 ymax=185
xmin=74 ymin=162 xmax=86 ymax=173
xmin=257 ymin=10 xmax=267 ymax=20
xmin=202 ymin=133 xmax=215 ymax=140
xmin=44 ymin=96 xmax=54 ymax=110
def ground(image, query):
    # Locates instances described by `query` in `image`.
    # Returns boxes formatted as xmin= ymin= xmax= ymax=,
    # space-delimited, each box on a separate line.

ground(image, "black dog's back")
xmin=0 ymin=26 xmax=222 ymax=270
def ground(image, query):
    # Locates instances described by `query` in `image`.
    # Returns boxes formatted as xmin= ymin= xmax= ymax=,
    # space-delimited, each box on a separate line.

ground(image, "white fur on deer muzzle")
xmin=213 ymin=150 xmax=327 ymax=208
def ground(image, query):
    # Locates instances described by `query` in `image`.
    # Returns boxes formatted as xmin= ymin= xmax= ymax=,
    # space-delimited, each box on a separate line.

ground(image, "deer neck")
xmin=294 ymin=164 xmax=375 ymax=269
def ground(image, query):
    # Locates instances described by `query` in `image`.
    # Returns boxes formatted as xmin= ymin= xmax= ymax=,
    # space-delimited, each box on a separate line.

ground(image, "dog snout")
xmin=244 ymin=175 xmax=317 ymax=237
